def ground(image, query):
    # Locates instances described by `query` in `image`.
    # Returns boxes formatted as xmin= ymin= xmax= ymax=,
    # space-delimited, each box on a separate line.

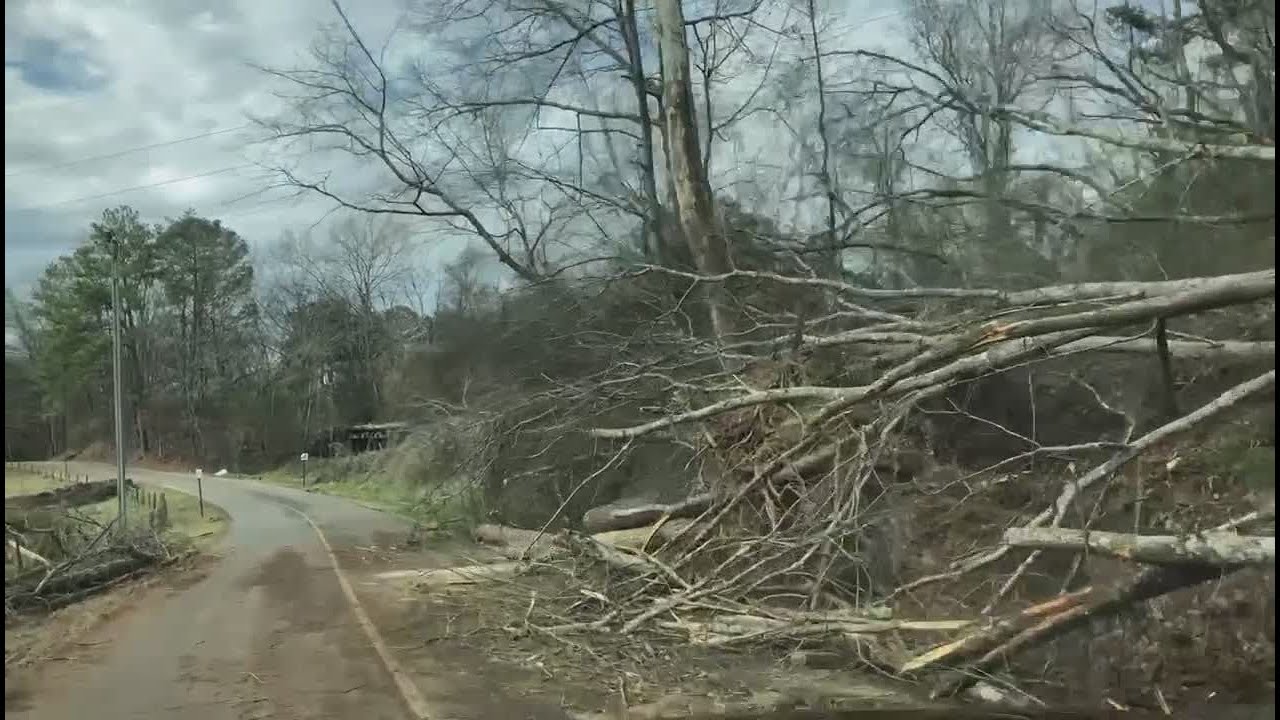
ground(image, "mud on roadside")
xmin=4 ymin=554 xmax=220 ymax=714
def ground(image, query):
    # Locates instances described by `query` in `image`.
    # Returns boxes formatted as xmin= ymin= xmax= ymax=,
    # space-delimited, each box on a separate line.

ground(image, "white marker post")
xmin=300 ymin=453 xmax=309 ymax=488
xmin=195 ymin=468 xmax=205 ymax=518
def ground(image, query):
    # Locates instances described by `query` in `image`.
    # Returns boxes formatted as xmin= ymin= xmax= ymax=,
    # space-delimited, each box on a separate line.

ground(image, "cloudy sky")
xmin=3 ymin=0 xmax=923 ymax=294
xmin=6 ymin=0 xmax=1135 ymax=300
xmin=3 ymin=0 xmax=421 ymax=294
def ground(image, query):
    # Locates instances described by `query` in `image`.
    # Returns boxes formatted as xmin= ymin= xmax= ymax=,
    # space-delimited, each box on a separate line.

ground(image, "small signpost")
xmin=195 ymin=468 xmax=205 ymax=518
xmin=300 ymin=453 xmax=309 ymax=488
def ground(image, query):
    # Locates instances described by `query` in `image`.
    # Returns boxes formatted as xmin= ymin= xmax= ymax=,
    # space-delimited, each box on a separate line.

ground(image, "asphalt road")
xmin=8 ymin=462 xmax=418 ymax=720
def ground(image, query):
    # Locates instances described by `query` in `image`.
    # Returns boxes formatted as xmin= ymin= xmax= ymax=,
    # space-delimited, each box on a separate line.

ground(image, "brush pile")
xmin=473 ymin=267 xmax=1275 ymax=703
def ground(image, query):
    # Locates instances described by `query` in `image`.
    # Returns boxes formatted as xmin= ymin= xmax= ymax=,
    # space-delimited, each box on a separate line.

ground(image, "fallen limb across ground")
xmin=905 ymin=504 xmax=1278 ymax=697
xmin=916 ymin=562 xmax=1240 ymax=699
xmin=1004 ymin=527 xmax=1275 ymax=567
xmin=895 ymin=368 xmax=1277 ymax=600
xmin=6 ymin=540 xmax=178 ymax=615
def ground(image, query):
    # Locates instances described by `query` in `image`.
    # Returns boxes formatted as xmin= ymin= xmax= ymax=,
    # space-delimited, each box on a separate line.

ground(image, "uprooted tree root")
xmin=459 ymin=267 xmax=1275 ymax=710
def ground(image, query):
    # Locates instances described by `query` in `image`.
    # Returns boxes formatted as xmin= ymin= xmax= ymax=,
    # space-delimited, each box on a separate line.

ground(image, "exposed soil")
xmin=338 ymin=537 xmax=936 ymax=720
xmin=4 ymin=554 xmax=217 ymax=712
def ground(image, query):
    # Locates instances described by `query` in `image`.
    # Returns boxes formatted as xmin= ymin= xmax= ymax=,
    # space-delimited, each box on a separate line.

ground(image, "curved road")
xmin=8 ymin=462 xmax=418 ymax=720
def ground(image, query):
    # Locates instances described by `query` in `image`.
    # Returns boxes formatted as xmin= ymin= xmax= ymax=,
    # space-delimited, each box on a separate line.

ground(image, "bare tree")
xmin=270 ymin=214 xmax=417 ymax=423
xmin=255 ymin=0 xmax=549 ymax=281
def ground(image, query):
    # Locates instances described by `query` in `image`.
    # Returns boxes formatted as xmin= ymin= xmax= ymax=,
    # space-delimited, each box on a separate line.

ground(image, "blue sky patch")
xmin=5 ymin=34 xmax=109 ymax=94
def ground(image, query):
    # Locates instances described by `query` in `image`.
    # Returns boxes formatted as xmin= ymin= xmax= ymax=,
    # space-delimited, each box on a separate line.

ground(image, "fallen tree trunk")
xmin=7 ymin=549 xmax=168 ymax=613
xmin=908 ymin=563 xmax=1239 ymax=699
xmin=452 ymin=520 xmax=705 ymax=588
xmin=590 ymin=517 xmax=697 ymax=550
xmin=817 ymin=335 xmax=1276 ymax=362
xmin=389 ymin=562 xmax=527 ymax=589
xmin=664 ymin=613 xmax=971 ymax=646
xmin=472 ymin=523 xmax=561 ymax=560
xmin=1057 ymin=336 xmax=1276 ymax=360
xmin=1004 ymin=528 xmax=1275 ymax=566
xmin=582 ymin=493 xmax=713 ymax=533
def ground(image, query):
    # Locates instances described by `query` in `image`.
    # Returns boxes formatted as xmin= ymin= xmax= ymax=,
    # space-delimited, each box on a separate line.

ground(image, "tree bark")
xmin=653 ymin=0 xmax=735 ymax=339
xmin=1004 ymin=527 xmax=1275 ymax=567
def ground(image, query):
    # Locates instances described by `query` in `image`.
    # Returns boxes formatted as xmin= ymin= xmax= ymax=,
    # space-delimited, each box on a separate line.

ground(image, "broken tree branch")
xmin=898 ymin=368 xmax=1276 ymax=598
xmin=1003 ymin=528 xmax=1275 ymax=567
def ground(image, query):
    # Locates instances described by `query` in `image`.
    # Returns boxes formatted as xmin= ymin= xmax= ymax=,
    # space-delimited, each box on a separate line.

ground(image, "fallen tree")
xmin=5 ymin=512 xmax=174 ymax=616
xmin=457 ymin=256 xmax=1275 ymax=711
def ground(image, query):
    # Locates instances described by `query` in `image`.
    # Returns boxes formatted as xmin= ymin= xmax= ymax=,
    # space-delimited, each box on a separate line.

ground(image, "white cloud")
xmin=4 ymin=0 xmax=1139 ymax=297
xmin=3 ymin=0 xmax=408 ymax=292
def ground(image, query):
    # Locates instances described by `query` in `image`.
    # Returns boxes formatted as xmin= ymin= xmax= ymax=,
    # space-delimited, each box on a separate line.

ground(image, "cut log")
xmin=400 ymin=562 xmax=525 ymax=589
xmin=471 ymin=523 xmax=561 ymax=560
xmin=665 ymin=614 xmax=972 ymax=646
xmin=581 ymin=493 xmax=713 ymax=533
xmin=7 ymin=553 xmax=160 ymax=610
xmin=1004 ymin=527 xmax=1275 ymax=567
xmin=590 ymin=517 xmax=696 ymax=550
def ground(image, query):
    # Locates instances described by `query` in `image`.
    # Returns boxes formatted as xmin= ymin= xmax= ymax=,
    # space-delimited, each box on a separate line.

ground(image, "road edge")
xmin=283 ymin=505 xmax=433 ymax=720
xmin=47 ymin=462 xmax=433 ymax=719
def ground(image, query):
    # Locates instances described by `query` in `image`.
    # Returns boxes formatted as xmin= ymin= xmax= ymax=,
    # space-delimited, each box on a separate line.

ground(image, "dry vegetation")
xmin=5 ymin=465 xmax=224 ymax=618
xmin=5 ymin=0 xmax=1275 ymax=714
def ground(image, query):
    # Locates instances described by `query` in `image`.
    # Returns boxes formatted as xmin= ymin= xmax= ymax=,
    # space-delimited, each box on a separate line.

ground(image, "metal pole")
xmin=109 ymin=231 xmax=128 ymax=534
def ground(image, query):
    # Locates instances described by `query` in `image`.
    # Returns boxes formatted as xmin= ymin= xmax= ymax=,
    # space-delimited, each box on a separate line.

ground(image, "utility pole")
xmin=108 ymin=230 xmax=128 ymax=534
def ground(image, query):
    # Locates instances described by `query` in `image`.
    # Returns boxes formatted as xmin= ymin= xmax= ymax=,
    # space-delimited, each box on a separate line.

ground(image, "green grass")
xmin=5 ymin=466 xmax=228 ymax=551
xmin=260 ymin=463 xmax=421 ymax=515
xmin=258 ymin=456 xmax=482 ymax=531
xmin=101 ymin=486 xmax=229 ymax=549
xmin=4 ymin=469 xmax=69 ymax=497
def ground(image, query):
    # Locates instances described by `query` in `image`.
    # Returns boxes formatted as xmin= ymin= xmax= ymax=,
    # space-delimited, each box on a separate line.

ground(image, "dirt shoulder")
xmin=336 ymin=537 xmax=931 ymax=720
xmin=4 ymin=554 xmax=218 ymax=711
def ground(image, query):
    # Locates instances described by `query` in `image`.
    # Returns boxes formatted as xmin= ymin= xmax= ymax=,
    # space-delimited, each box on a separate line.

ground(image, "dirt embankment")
xmin=5 ymin=479 xmax=134 ymax=511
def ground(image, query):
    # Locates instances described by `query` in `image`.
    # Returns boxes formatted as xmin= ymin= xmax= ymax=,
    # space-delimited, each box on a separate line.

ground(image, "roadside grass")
xmin=4 ymin=465 xmax=229 ymax=555
xmin=258 ymin=455 xmax=482 ymax=533
xmin=4 ymin=468 xmax=70 ymax=497
xmin=85 ymin=486 xmax=229 ymax=550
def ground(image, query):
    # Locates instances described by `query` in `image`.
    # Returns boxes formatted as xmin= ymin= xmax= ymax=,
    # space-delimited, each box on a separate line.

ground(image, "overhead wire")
xmin=9 ymin=164 xmax=261 ymax=212
xmin=4 ymin=124 xmax=253 ymax=179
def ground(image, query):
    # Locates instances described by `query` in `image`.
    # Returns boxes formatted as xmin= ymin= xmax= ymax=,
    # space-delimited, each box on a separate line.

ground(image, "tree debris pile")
xmin=469 ymin=266 xmax=1275 ymax=708
xmin=6 ymin=506 xmax=176 ymax=617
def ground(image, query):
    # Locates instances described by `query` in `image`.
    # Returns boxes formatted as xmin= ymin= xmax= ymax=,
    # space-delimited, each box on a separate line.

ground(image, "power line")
xmin=9 ymin=164 xmax=259 ymax=212
xmin=4 ymin=124 xmax=252 ymax=179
